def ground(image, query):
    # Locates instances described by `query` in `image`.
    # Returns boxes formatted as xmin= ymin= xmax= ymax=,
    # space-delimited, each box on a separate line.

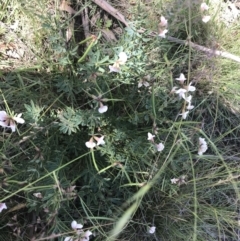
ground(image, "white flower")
xmin=198 ymin=137 xmax=208 ymax=155
xmin=147 ymin=132 xmax=155 ymax=142
xmin=148 ymin=226 xmax=156 ymax=234
xmin=98 ymin=102 xmax=108 ymax=113
xmin=33 ymin=192 xmax=43 ymax=199
xmin=184 ymin=95 xmax=192 ymax=103
xmin=200 ymin=3 xmax=209 ymax=11
xmin=64 ymin=237 xmax=73 ymax=241
xmin=184 ymin=95 xmax=194 ymax=110
xmin=171 ymin=178 xmax=179 ymax=184
xmin=202 ymin=15 xmax=211 ymax=23
xmin=180 ymin=110 xmax=189 ymax=120
xmin=109 ymin=52 xmax=127 ymax=73
xmin=175 ymin=73 xmax=186 ymax=84
xmin=158 ymin=29 xmax=168 ymax=38
xmin=80 ymin=230 xmax=93 ymax=241
xmin=186 ymin=102 xmax=194 ymax=110
xmin=109 ymin=64 xmax=120 ymax=73
xmin=0 ymin=111 xmax=25 ymax=132
xmin=156 ymin=143 xmax=164 ymax=152
xmin=185 ymin=82 xmax=196 ymax=92
xmin=94 ymin=136 xmax=105 ymax=146
xmin=71 ymin=220 xmax=83 ymax=229
xmin=118 ymin=52 xmax=128 ymax=64
xmin=85 ymin=137 xmax=96 ymax=149
xmin=175 ymin=88 xmax=187 ymax=99
xmin=159 ymin=16 xmax=168 ymax=27
xmin=0 ymin=203 xmax=7 ymax=213
xmin=138 ymin=80 xmax=150 ymax=88
xmin=170 ymin=86 xmax=178 ymax=94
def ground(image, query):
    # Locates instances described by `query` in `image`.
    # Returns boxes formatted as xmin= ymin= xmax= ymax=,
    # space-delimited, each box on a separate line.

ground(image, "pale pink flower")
xmin=185 ymin=82 xmax=196 ymax=92
xmin=71 ymin=220 xmax=83 ymax=229
xmin=80 ymin=230 xmax=93 ymax=241
xmin=98 ymin=102 xmax=108 ymax=113
xmin=198 ymin=137 xmax=208 ymax=155
xmin=148 ymin=226 xmax=156 ymax=234
xmin=0 ymin=111 xmax=25 ymax=132
xmin=175 ymin=73 xmax=186 ymax=84
xmin=138 ymin=80 xmax=150 ymax=88
xmin=109 ymin=64 xmax=120 ymax=73
xmin=202 ymin=15 xmax=211 ymax=23
xmin=147 ymin=132 xmax=155 ymax=142
xmin=200 ymin=3 xmax=209 ymax=12
xmin=156 ymin=143 xmax=164 ymax=152
xmin=118 ymin=52 xmax=128 ymax=64
xmin=187 ymin=103 xmax=194 ymax=110
xmin=33 ymin=192 xmax=43 ymax=199
xmin=93 ymin=136 xmax=105 ymax=146
xmin=180 ymin=110 xmax=189 ymax=120
xmin=170 ymin=86 xmax=178 ymax=94
xmin=158 ymin=29 xmax=168 ymax=38
xmin=159 ymin=16 xmax=168 ymax=27
xmin=109 ymin=52 xmax=127 ymax=72
xmin=85 ymin=137 xmax=96 ymax=149
xmin=0 ymin=203 xmax=7 ymax=213
xmin=184 ymin=95 xmax=192 ymax=103
xmin=175 ymin=88 xmax=187 ymax=99
xmin=171 ymin=178 xmax=179 ymax=184
xmin=64 ymin=237 xmax=73 ymax=241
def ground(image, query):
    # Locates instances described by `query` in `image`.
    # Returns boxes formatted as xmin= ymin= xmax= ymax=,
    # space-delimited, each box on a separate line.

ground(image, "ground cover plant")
xmin=0 ymin=0 xmax=240 ymax=240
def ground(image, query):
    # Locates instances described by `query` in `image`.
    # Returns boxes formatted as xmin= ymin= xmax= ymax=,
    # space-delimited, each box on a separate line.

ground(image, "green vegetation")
xmin=0 ymin=0 xmax=240 ymax=240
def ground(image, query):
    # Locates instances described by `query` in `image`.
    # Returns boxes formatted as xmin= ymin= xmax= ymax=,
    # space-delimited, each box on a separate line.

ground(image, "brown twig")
xmin=81 ymin=7 xmax=90 ymax=38
xmin=91 ymin=0 xmax=129 ymax=27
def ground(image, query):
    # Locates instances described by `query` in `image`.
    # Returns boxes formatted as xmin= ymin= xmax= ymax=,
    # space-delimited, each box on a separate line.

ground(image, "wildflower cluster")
xmin=109 ymin=52 xmax=128 ymax=73
xmin=64 ymin=220 xmax=92 ymax=241
xmin=147 ymin=132 xmax=164 ymax=152
xmin=92 ymin=95 xmax=108 ymax=114
xmin=0 ymin=111 xmax=25 ymax=132
xmin=172 ymin=73 xmax=196 ymax=120
xmin=85 ymin=136 xmax=105 ymax=149
xmin=158 ymin=16 xmax=168 ymax=38
xmin=200 ymin=2 xmax=210 ymax=23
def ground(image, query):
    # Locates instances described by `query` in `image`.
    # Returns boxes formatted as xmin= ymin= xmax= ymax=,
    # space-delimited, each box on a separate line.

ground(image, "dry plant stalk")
xmin=91 ymin=0 xmax=240 ymax=63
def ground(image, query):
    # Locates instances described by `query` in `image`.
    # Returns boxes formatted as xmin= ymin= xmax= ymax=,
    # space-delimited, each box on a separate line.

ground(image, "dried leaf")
xmin=66 ymin=19 xmax=75 ymax=42
xmin=60 ymin=0 xmax=77 ymax=14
